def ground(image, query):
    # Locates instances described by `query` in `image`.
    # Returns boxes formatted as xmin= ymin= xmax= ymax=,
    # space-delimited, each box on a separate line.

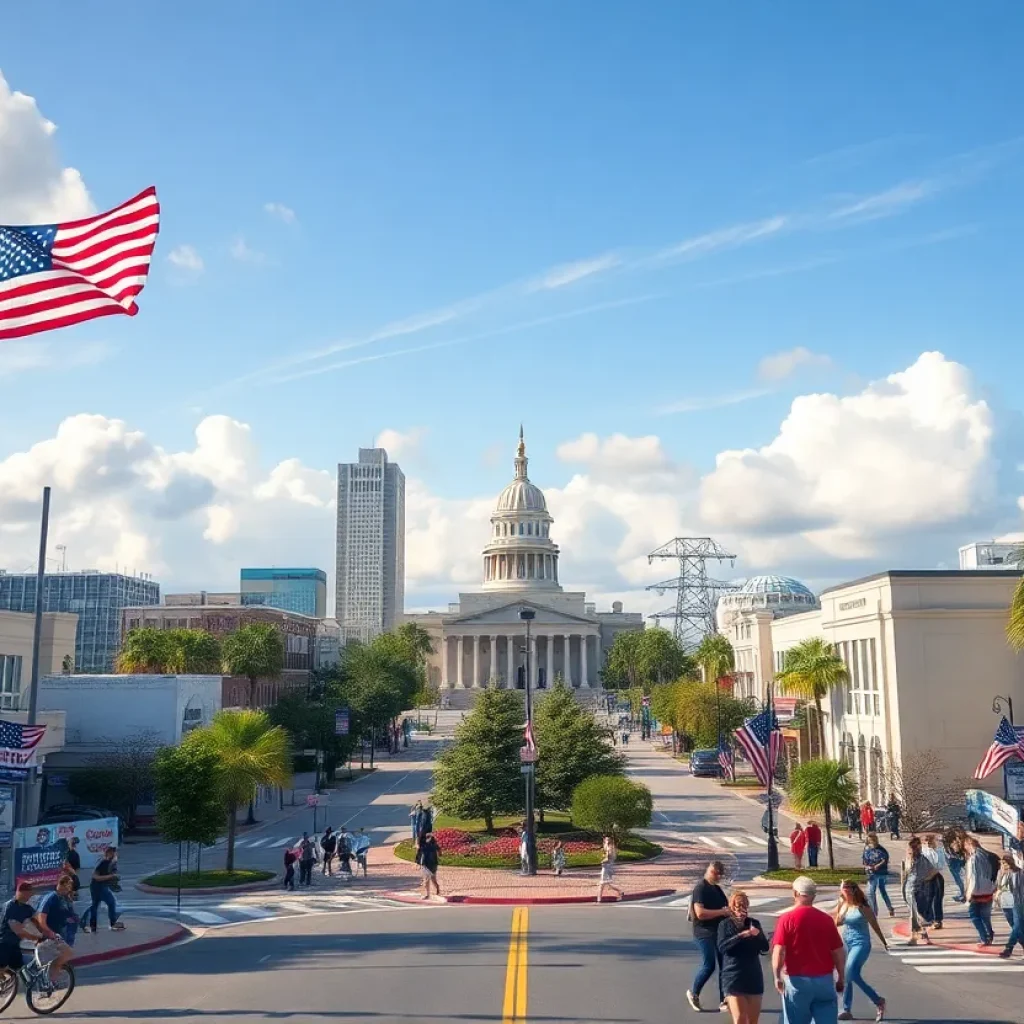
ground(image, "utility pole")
xmin=765 ymin=680 xmax=780 ymax=872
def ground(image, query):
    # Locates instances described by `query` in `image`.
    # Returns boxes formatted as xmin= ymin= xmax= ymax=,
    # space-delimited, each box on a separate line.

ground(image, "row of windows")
xmin=836 ymin=639 xmax=878 ymax=691
xmin=492 ymin=520 xmax=549 ymax=538
xmin=0 ymin=654 xmax=23 ymax=710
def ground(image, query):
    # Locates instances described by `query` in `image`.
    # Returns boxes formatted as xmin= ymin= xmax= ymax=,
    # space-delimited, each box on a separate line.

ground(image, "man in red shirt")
xmin=805 ymin=821 xmax=822 ymax=868
xmin=771 ymin=876 xmax=845 ymax=1024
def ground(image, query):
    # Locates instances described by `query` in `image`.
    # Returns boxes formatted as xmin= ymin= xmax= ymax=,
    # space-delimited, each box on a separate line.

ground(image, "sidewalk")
xmin=892 ymin=900 xmax=1021 ymax=956
xmin=69 ymin=917 xmax=189 ymax=966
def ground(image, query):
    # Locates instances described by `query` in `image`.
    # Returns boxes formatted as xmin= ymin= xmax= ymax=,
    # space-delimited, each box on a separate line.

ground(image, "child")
xmin=552 ymin=840 xmax=566 ymax=877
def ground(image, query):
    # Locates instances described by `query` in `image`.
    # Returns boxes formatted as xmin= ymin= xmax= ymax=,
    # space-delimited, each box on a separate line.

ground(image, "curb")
xmin=135 ymin=876 xmax=279 ymax=896
xmin=72 ymin=924 xmax=191 ymax=966
xmin=383 ymin=887 xmax=678 ymax=906
xmin=891 ymin=919 xmax=1002 ymax=956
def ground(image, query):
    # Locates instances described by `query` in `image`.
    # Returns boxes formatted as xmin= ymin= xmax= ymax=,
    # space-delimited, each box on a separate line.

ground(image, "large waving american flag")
xmin=973 ymin=717 xmax=1024 ymax=779
xmin=734 ymin=708 xmax=782 ymax=787
xmin=0 ymin=187 xmax=159 ymax=340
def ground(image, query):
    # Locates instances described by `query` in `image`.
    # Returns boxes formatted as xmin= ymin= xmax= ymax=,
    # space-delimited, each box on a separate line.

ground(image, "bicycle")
xmin=0 ymin=942 xmax=76 ymax=1015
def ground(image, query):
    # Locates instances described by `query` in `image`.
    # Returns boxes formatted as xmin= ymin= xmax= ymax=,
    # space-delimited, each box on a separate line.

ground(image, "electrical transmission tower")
xmin=646 ymin=536 xmax=740 ymax=649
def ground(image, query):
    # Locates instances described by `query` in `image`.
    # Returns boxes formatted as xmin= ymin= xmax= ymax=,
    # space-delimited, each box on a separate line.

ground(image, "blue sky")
xmin=1 ymin=3 xmax=1022 ymax=601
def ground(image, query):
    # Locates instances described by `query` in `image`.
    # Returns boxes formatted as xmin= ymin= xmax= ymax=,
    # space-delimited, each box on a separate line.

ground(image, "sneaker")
xmin=719 ymin=1003 xmax=729 ymax=1013
xmin=838 ymin=1013 xmax=853 ymax=1021
xmin=110 ymin=922 xmax=125 ymax=931
xmin=933 ymin=922 xmax=942 ymax=930
xmin=876 ymin=998 xmax=886 ymax=1021
xmin=998 ymin=948 xmax=1012 ymax=959
xmin=685 ymin=990 xmax=700 ymax=1012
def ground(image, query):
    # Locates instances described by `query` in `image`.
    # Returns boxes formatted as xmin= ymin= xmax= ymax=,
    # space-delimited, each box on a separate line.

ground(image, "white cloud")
xmin=264 ymin=202 xmax=297 ymax=224
xmin=0 ymin=70 xmax=93 ymax=223
xmin=530 ymin=253 xmax=619 ymax=290
xmin=0 ymin=340 xmax=111 ymax=380
xmin=656 ymin=389 xmax=772 ymax=415
xmin=166 ymin=244 xmax=204 ymax=275
xmin=375 ymin=428 xmax=427 ymax=463
xmin=829 ymin=180 xmax=936 ymax=222
xmin=230 ymin=237 xmax=268 ymax=265
xmin=658 ymin=216 xmax=788 ymax=261
xmin=757 ymin=347 xmax=834 ymax=381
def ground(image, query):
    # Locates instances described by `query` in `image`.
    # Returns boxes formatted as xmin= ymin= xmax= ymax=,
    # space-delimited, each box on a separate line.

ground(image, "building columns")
xmin=472 ymin=635 xmax=481 ymax=688
xmin=564 ymin=634 xmax=573 ymax=686
xmin=529 ymin=634 xmax=537 ymax=690
xmin=442 ymin=636 xmax=449 ymax=688
xmin=546 ymin=633 xmax=553 ymax=688
xmin=456 ymin=636 xmax=464 ymax=688
xmin=490 ymin=635 xmax=498 ymax=687
xmin=580 ymin=634 xmax=589 ymax=689
xmin=507 ymin=634 xmax=514 ymax=689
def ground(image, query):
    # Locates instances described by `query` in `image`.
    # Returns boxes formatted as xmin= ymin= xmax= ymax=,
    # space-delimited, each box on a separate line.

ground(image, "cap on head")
xmin=792 ymin=875 xmax=817 ymax=898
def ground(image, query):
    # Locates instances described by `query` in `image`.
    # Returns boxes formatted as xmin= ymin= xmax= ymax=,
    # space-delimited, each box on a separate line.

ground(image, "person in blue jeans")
xmin=85 ymin=845 xmax=124 ymax=933
xmin=945 ymin=832 xmax=967 ymax=902
xmin=861 ymin=834 xmax=894 ymax=917
xmin=771 ymin=876 xmax=846 ymax=1024
xmin=834 ymin=880 xmax=887 ymax=1022
xmin=686 ymin=860 xmax=730 ymax=1013
xmin=996 ymin=853 xmax=1024 ymax=959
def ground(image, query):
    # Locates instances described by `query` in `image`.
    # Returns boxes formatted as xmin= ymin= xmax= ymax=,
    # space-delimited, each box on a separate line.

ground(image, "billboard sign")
xmin=966 ymin=788 xmax=1020 ymax=838
xmin=13 ymin=817 xmax=119 ymax=888
xmin=334 ymin=708 xmax=350 ymax=736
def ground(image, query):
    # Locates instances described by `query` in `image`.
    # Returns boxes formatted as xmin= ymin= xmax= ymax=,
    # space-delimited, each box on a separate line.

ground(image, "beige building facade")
xmin=0 ymin=610 xmax=78 ymax=711
xmin=724 ymin=570 xmax=1024 ymax=802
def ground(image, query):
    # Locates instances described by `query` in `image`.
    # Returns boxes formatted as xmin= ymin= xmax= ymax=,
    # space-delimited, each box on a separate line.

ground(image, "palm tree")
xmin=787 ymin=758 xmax=858 ymax=869
xmin=695 ymin=633 xmax=735 ymax=751
xmin=222 ymin=623 xmax=286 ymax=708
xmin=1005 ymin=544 xmax=1024 ymax=649
xmin=116 ymin=628 xmax=172 ymax=673
xmin=187 ymin=710 xmax=291 ymax=872
xmin=165 ymin=629 xmax=222 ymax=674
xmin=775 ymin=637 xmax=848 ymax=758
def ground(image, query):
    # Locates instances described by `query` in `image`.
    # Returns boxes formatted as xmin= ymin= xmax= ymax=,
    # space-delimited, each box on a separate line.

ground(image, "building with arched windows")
xmin=404 ymin=428 xmax=642 ymax=693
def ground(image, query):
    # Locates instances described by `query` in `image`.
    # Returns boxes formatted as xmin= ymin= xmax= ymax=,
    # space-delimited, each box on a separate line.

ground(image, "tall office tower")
xmin=335 ymin=448 xmax=405 ymax=643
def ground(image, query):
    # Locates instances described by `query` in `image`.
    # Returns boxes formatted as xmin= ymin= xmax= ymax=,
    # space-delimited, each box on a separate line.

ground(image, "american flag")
xmin=718 ymin=744 xmax=734 ymax=777
xmin=973 ymin=717 xmax=1024 ymax=780
xmin=0 ymin=721 xmax=46 ymax=767
xmin=0 ymin=187 xmax=159 ymax=341
xmin=523 ymin=720 xmax=537 ymax=753
xmin=734 ymin=709 xmax=781 ymax=787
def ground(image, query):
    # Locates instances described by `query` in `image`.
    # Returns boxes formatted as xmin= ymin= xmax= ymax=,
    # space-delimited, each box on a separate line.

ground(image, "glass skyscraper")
xmin=0 ymin=571 xmax=160 ymax=673
xmin=240 ymin=568 xmax=327 ymax=619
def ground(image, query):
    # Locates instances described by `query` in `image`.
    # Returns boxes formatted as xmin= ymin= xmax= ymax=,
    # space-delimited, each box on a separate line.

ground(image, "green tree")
xmin=116 ymin=627 xmax=172 ymax=673
xmin=165 ymin=629 xmax=222 ymax=674
xmin=602 ymin=631 xmax=643 ymax=689
xmin=1007 ymin=544 xmax=1024 ymax=649
xmin=638 ymin=628 xmax=694 ymax=685
xmin=571 ymin=775 xmax=652 ymax=840
xmin=432 ymin=689 xmax=524 ymax=830
xmin=776 ymin=638 xmax=849 ymax=757
xmin=787 ymin=758 xmax=858 ymax=869
xmin=222 ymin=623 xmax=286 ymax=708
xmin=186 ymin=709 xmax=292 ymax=871
xmin=675 ymin=681 xmax=752 ymax=749
xmin=695 ymin=633 xmax=735 ymax=686
xmin=534 ymin=684 xmax=625 ymax=814
xmin=153 ymin=741 xmax=224 ymax=852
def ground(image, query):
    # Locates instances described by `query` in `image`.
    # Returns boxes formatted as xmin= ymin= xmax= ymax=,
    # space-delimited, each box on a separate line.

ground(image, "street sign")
xmin=520 ymin=765 xmax=534 ymax=775
xmin=0 ymin=786 xmax=14 ymax=847
xmin=519 ymin=747 xmax=537 ymax=764
xmin=334 ymin=708 xmax=350 ymax=736
xmin=306 ymin=794 xmax=320 ymax=807
xmin=1005 ymin=761 xmax=1024 ymax=803
xmin=966 ymin=788 xmax=1020 ymax=838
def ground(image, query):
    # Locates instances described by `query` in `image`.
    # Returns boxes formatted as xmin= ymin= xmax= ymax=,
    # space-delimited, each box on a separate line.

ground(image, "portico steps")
xmin=440 ymin=686 xmax=605 ymax=712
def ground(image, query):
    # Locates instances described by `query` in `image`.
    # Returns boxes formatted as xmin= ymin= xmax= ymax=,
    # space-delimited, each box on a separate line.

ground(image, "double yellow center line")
xmin=502 ymin=906 xmax=529 ymax=1023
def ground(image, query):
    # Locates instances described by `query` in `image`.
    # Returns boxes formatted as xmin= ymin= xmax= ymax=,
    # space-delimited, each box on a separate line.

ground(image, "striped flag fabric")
xmin=0 ymin=719 xmax=47 ymax=768
xmin=734 ymin=708 xmax=782 ymax=787
xmin=973 ymin=717 xmax=1024 ymax=779
xmin=0 ymin=187 xmax=160 ymax=340
xmin=718 ymin=744 xmax=734 ymax=778
xmin=523 ymin=720 xmax=537 ymax=753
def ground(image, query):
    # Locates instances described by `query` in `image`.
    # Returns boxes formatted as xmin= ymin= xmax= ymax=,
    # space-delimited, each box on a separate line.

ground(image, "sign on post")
xmin=306 ymin=794 xmax=320 ymax=807
xmin=966 ymin=788 xmax=1021 ymax=838
xmin=0 ymin=786 xmax=14 ymax=847
xmin=519 ymin=747 xmax=537 ymax=764
xmin=1005 ymin=761 xmax=1024 ymax=803
xmin=334 ymin=708 xmax=350 ymax=736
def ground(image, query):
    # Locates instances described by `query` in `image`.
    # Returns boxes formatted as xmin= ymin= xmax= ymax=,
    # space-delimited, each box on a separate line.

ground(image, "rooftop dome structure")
xmin=481 ymin=427 xmax=561 ymax=592
xmin=716 ymin=573 xmax=819 ymax=632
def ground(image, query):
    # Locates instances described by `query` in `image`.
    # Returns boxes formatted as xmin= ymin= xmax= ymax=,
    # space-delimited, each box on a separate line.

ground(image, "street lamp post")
xmin=992 ymin=695 xmax=1016 ymax=806
xmin=765 ymin=680 xmax=780 ymax=873
xmin=519 ymin=608 xmax=538 ymax=875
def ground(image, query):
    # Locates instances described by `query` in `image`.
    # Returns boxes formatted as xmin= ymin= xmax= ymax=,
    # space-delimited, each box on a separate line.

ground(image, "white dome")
xmin=496 ymin=478 xmax=548 ymax=513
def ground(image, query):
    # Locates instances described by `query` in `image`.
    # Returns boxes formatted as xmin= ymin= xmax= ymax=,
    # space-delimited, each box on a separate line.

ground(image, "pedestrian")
xmin=0 ymin=883 xmax=41 ymax=977
xmin=321 ymin=826 xmax=337 ymax=876
xmin=834 ymin=880 xmax=887 ymax=1022
xmin=805 ymin=821 xmax=822 ymax=869
xmin=901 ymin=837 xmax=938 ymax=946
xmin=859 ymin=802 xmax=875 ymax=835
xmin=410 ymin=800 xmax=423 ymax=841
xmin=62 ymin=836 xmax=81 ymax=897
xmin=964 ymin=836 xmax=997 ymax=947
xmin=420 ymin=800 xmax=434 ymax=837
xmin=551 ymin=840 xmax=566 ymax=877
xmin=789 ymin=823 xmax=807 ymax=870
xmin=718 ymin=890 xmax=769 ymax=1024
xmin=352 ymin=828 xmax=371 ymax=877
xmin=770 ymin=875 xmax=846 ymax=1024
xmin=885 ymin=795 xmax=901 ymax=840
xmin=996 ymin=852 xmax=1024 ymax=959
xmin=298 ymin=832 xmax=316 ymax=887
xmin=945 ymin=830 xmax=967 ymax=902
xmin=861 ymin=834 xmax=894 ymax=917
xmin=686 ymin=859 xmax=730 ymax=1013
xmin=597 ymin=834 xmax=623 ymax=902
xmin=846 ymin=805 xmax=862 ymax=837
xmin=84 ymin=845 xmax=124 ymax=933
xmin=416 ymin=830 xmax=441 ymax=900
xmin=337 ymin=827 xmax=353 ymax=882
xmin=283 ymin=845 xmax=297 ymax=890
xmin=921 ymin=835 xmax=947 ymax=930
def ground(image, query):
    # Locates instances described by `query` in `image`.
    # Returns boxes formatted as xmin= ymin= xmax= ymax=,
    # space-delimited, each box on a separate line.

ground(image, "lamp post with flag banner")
xmin=519 ymin=607 xmax=538 ymax=875
xmin=735 ymin=690 xmax=782 ymax=872
xmin=991 ymin=696 xmax=1016 ymax=808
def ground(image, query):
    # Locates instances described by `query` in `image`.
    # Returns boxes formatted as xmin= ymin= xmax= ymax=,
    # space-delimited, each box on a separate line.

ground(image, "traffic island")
xmin=137 ymin=869 xmax=277 ymax=895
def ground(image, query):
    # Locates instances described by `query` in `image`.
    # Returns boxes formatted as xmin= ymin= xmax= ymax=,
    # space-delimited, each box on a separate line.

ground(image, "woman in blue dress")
xmin=716 ymin=890 xmax=769 ymax=1024
xmin=834 ymin=880 xmax=888 ymax=1021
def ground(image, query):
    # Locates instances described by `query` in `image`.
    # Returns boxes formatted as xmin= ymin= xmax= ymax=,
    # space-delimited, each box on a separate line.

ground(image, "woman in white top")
xmin=922 ymin=835 xmax=947 ymax=930
xmin=995 ymin=853 xmax=1024 ymax=959
xmin=597 ymin=834 xmax=623 ymax=903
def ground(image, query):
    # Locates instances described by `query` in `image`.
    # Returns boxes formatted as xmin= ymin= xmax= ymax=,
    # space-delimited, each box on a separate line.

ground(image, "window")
xmin=527 ymin=523 xmax=533 ymax=536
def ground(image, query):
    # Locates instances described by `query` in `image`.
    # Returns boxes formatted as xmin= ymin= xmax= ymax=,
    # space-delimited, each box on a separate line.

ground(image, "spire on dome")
xmin=514 ymin=425 xmax=528 ymax=479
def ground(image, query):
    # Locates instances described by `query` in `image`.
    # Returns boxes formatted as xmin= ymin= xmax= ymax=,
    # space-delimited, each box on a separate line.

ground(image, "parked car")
xmin=689 ymin=749 xmax=723 ymax=778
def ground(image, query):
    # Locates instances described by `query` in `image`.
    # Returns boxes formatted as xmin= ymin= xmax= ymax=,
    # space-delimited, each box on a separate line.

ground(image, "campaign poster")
xmin=14 ymin=817 xmax=119 ymax=888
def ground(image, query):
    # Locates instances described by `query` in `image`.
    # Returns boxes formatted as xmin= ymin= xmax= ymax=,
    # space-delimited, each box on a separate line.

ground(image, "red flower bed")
xmin=431 ymin=828 xmax=475 ymax=851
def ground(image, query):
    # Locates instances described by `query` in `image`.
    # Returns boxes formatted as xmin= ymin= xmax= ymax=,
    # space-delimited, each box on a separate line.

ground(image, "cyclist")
xmin=0 ymin=883 xmax=42 ymax=979
xmin=34 ymin=876 xmax=75 ymax=982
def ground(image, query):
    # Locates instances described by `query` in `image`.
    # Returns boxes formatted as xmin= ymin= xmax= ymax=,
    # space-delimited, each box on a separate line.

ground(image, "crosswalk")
xmin=216 ymin=825 xmax=406 ymax=851
xmin=112 ymin=890 xmax=411 ymax=928
xmin=641 ymin=826 xmax=862 ymax=852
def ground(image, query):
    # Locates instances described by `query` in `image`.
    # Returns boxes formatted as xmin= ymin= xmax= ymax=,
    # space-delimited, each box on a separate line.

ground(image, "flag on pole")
xmin=734 ymin=709 xmax=781 ymax=787
xmin=0 ymin=187 xmax=160 ymax=341
xmin=523 ymin=720 xmax=537 ymax=753
xmin=973 ymin=717 xmax=1024 ymax=779
xmin=718 ymin=744 xmax=734 ymax=778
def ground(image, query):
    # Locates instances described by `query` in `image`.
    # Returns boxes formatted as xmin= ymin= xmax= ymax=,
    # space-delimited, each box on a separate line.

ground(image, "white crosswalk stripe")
xmin=180 ymin=910 xmax=229 ymax=925
xmin=885 ymin=943 xmax=1024 ymax=975
xmin=720 ymin=836 xmax=747 ymax=847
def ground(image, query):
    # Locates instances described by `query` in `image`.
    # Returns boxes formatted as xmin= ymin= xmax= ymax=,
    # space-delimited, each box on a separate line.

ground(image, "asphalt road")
xmin=28 ymin=903 xmax=1024 ymax=1024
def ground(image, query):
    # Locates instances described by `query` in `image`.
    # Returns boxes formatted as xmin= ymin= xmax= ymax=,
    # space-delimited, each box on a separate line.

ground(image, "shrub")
xmin=571 ymin=775 xmax=652 ymax=840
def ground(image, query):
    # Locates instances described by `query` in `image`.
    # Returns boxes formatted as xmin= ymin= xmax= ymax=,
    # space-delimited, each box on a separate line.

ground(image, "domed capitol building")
xmin=405 ymin=428 xmax=643 ymax=693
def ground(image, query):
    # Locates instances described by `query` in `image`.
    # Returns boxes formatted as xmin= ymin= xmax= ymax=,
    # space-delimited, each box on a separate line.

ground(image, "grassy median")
xmin=142 ymin=869 xmax=275 ymax=889
xmin=760 ymin=868 xmax=862 ymax=885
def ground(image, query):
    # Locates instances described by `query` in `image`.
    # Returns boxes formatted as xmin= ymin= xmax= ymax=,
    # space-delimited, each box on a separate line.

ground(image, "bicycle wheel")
xmin=25 ymin=964 xmax=75 ymax=1015
xmin=0 ymin=969 xmax=18 ymax=1013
